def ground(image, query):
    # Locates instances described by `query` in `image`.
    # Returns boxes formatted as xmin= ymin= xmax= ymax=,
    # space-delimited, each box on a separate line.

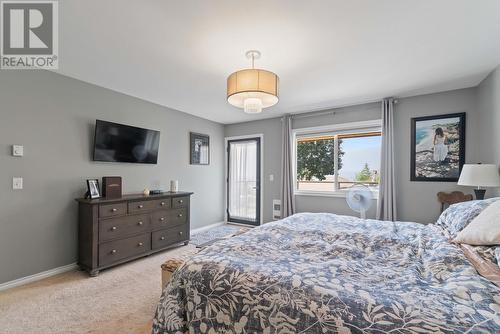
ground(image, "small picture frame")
xmin=190 ymin=132 xmax=210 ymax=165
xmin=86 ymin=179 xmax=101 ymax=199
xmin=410 ymin=112 xmax=466 ymax=182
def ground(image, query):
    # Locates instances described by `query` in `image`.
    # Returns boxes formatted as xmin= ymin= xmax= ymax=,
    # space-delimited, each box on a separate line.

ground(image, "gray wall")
xmin=394 ymin=89 xmax=479 ymax=223
xmin=292 ymin=103 xmax=382 ymax=219
xmin=225 ymin=103 xmax=381 ymax=223
xmin=0 ymin=70 xmax=224 ymax=284
xmin=225 ymin=88 xmax=480 ymax=224
xmin=477 ymin=64 xmax=500 ymax=197
xmin=224 ymin=117 xmax=283 ymax=224
xmin=2 ymin=67 xmax=496 ymax=285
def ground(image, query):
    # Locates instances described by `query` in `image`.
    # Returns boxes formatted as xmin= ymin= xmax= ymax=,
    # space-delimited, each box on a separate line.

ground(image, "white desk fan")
xmin=347 ymin=185 xmax=373 ymax=219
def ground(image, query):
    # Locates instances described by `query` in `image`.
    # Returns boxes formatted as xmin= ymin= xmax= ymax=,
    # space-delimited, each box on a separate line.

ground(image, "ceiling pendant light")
xmin=227 ymin=50 xmax=279 ymax=114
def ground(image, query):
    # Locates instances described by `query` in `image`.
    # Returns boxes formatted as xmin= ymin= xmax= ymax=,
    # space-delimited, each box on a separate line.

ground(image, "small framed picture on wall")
xmin=86 ymin=179 xmax=101 ymax=199
xmin=410 ymin=112 xmax=466 ymax=182
xmin=190 ymin=132 xmax=210 ymax=165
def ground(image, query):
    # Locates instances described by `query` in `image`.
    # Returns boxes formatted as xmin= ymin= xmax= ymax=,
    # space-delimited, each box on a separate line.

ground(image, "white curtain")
xmin=281 ymin=114 xmax=295 ymax=217
xmin=377 ymin=98 xmax=397 ymax=221
xmin=228 ymin=141 xmax=257 ymax=221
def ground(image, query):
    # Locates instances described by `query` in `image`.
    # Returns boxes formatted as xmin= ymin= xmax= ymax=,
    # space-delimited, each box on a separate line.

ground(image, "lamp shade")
xmin=457 ymin=164 xmax=500 ymax=187
xmin=227 ymin=69 xmax=279 ymax=113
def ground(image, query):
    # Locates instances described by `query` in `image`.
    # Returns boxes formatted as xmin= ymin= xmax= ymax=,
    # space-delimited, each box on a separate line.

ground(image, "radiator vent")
xmin=272 ymin=199 xmax=281 ymax=220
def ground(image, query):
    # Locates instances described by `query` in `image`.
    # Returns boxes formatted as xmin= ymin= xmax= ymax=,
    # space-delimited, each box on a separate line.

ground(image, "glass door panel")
xmin=227 ymin=138 xmax=260 ymax=225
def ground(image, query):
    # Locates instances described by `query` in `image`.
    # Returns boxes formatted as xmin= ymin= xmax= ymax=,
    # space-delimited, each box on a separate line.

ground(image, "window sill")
xmin=295 ymin=190 xmax=379 ymax=199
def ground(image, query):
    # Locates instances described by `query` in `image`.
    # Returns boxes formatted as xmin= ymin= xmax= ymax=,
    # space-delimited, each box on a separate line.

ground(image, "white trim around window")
xmin=293 ymin=119 xmax=382 ymax=137
xmin=292 ymin=119 xmax=382 ymax=198
xmin=295 ymin=189 xmax=380 ymax=199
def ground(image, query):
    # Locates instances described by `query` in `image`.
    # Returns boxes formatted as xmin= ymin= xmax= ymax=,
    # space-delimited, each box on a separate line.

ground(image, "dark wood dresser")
xmin=76 ymin=192 xmax=193 ymax=276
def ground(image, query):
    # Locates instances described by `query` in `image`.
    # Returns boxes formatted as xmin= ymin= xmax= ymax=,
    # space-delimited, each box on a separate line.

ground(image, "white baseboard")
xmin=191 ymin=221 xmax=225 ymax=235
xmin=0 ymin=262 xmax=79 ymax=292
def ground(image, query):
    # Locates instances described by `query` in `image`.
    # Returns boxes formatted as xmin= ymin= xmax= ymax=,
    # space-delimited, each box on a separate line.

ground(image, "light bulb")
xmin=244 ymin=98 xmax=263 ymax=114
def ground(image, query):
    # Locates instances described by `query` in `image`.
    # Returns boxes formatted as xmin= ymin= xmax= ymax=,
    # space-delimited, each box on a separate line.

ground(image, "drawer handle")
xmin=137 ymin=221 xmax=143 ymax=226
xmin=160 ymin=236 xmax=165 ymax=240
xmin=138 ymin=204 xmax=144 ymax=209
xmin=111 ymin=208 xmax=117 ymax=212
xmin=161 ymin=202 xmax=166 ymax=206
xmin=178 ymin=200 xmax=183 ymax=204
xmin=179 ymin=231 xmax=183 ymax=236
xmin=178 ymin=214 xmax=183 ymax=218
xmin=160 ymin=217 xmax=165 ymax=221
xmin=111 ymin=249 xmax=117 ymax=254
xmin=111 ymin=226 xmax=117 ymax=231
xmin=138 ymin=242 xmax=144 ymax=246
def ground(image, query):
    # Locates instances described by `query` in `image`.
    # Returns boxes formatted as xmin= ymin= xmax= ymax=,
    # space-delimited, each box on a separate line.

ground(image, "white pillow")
xmin=454 ymin=200 xmax=500 ymax=245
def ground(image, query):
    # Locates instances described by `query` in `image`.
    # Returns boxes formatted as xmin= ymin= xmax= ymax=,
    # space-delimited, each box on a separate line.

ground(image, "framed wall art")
xmin=410 ymin=113 xmax=465 ymax=182
xmin=190 ymin=132 xmax=210 ymax=165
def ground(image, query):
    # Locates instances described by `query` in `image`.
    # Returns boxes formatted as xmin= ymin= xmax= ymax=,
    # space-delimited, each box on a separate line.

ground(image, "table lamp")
xmin=457 ymin=164 xmax=500 ymax=199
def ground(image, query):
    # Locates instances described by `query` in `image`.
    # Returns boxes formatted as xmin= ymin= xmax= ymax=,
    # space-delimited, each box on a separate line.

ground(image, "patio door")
xmin=226 ymin=137 xmax=261 ymax=226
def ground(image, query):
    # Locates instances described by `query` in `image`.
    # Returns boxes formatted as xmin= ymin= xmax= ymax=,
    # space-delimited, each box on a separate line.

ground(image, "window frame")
xmin=292 ymin=120 xmax=382 ymax=198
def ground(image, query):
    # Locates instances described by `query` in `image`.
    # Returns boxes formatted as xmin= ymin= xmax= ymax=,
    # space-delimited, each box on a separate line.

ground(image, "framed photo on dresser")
xmin=410 ymin=112 xmax=466 ymax=182
xmin=86 ymin=179 xmax=101 ymax=199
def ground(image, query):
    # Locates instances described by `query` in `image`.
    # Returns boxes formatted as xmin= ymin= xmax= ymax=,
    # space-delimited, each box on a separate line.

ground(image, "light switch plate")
xmin=12 ymin=145 xmax=23 ymax=156
xmin=13 ymin=177 xmax=23 ymax=190
xmin=269 ymin=174 xmax=274 ymax=182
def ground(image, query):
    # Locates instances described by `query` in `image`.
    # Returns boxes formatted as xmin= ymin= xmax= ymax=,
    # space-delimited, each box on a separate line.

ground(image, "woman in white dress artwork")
xmin=433 ymin=127 xmax=448 ymax=162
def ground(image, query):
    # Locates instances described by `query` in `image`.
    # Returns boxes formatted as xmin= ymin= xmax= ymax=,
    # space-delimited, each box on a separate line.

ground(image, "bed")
xmin=152 ymin=202 xmax=500 ymax=333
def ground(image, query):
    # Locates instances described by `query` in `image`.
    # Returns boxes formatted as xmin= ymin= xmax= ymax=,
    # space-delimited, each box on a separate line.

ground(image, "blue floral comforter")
xmin=153 ymin=213 xmax=500 ymax=333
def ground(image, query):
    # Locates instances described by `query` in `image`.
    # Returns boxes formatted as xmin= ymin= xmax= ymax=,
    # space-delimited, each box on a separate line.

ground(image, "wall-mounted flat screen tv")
xmin=93 ymin=120 xmax=160 ymax=164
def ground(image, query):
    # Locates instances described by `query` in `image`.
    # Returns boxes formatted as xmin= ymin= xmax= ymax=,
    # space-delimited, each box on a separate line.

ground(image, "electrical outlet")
xmin=13 ymin=177 xmax=23 ymax=190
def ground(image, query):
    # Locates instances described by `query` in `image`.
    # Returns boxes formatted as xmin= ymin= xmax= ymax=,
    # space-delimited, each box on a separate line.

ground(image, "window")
xmin=294 ymin=121 xmax=382 ymax=196
xmin=296 ymin=135 xmax=337 ymax=192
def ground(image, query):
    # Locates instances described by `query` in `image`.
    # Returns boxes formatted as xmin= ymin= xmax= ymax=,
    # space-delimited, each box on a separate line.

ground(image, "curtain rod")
xmin=288 ymin=98 xmax=399 ymax=120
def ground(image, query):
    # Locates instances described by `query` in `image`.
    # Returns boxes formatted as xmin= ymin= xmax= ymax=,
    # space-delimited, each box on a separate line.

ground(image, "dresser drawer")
xmin=152 ymin=199 xmax=171 ymax=210
xmin=99 ymin=234 xmax=150 ymax=267
xmin=99 ymin=214 xmax=149 ymax=242
xmin=172 ymin=196 xmax=189 ymax=208
xmin=169 ymin=208 xmax=187 ymax=226
xmin=99 ymin=202 xmax=127 ymax=218
xmin=151 ymin=210 xmax=172 ymax=230
xmin=128 ymin=200 xmax=156 ymax=214
xmin=151 ymin=208 xmax=187 ymax=230
xmin=152 ymin=225 xmax=188 ymax=250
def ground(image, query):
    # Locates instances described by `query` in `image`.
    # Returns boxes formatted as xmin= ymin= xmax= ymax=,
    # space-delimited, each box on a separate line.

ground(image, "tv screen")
xmin=93 ymin=120 xmax=160 ymax=164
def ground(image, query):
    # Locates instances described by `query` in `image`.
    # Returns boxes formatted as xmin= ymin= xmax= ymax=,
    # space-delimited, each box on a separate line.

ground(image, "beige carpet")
xmin=0 ymin=244 xmax=198 ymax=334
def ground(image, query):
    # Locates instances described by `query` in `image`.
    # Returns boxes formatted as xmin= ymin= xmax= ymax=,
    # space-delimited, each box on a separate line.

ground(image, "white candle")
xmin=170 ymin=180 xmax=178 ymax=192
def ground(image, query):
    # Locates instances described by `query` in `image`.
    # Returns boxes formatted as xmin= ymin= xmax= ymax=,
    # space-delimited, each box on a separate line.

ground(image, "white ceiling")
xmin=57 ymin=0 xmax=500 ymax=124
